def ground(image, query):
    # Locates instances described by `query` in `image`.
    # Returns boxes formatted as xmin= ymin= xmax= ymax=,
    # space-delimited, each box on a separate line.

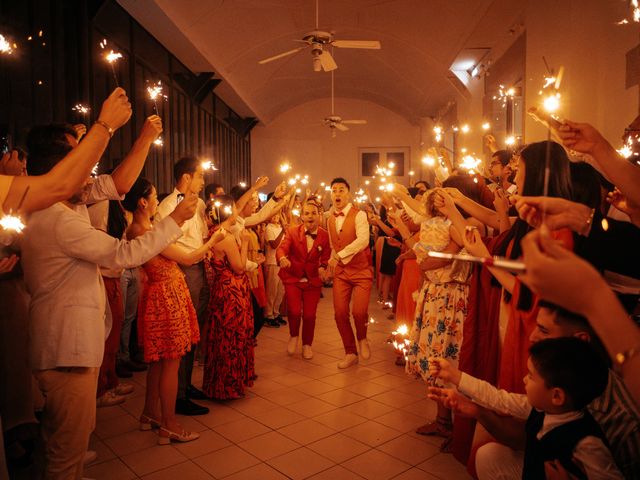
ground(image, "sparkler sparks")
xmin=146 ymin=81 xmax=167 ymax=114
xmin=460 ymin=155 xmax=482 ymax=173
xmin=0 ymin=214 xmax=25 ymax=233
xmin=422 ymin=155 xmax=436 ymax=167
xmin=279 ymin=163 xmax=291 ymax=174
xmin=482 ymin=122 xmax=491 ymax=131
xmin=389 ymin=324 xmax=411 ymax=358
xmin=0 ymin=34 xmax=15 ymax=55
xmin=153 ymin=137 xmax=164 ymax=147
xmin=493 ymin=85 xmax=516 ymax=108
xmin=99 ymin=39 xmax=122 ymax=86
xmin=72 ymin=104 xmax=90 ymax=115
xmin=201 ymin=160 xmax=217 ymax=171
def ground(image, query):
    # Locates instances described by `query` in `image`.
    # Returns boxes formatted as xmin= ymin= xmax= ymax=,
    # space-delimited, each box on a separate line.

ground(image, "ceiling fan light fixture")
xmin=313 ymin=55 xmax=322 ymax=72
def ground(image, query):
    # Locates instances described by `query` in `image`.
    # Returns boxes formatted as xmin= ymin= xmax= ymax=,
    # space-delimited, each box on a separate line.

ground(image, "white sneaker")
xmin=287 ymin=336 xmax=298 ymax=355
xmin=83 ymin=450 xmax=97 ymax=465
xmin=96 ymin=390 xmax=125 ymax=408
xmin=302 ymin=345 xmax=313 ymax=360
xmin=359 ymin=339 xmax=371 ymax=360
xmin=337 ymin=354 xmax=358 ymax=369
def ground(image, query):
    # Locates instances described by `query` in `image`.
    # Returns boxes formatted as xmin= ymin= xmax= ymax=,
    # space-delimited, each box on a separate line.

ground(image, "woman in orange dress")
xmin=203 ymin=195 xmax=255 ymax=399
xmin=124 ymin=178 xmax=224 ymax=445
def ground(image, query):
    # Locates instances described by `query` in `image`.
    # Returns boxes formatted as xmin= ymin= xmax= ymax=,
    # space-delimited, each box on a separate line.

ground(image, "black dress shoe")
xmin=264 ymin=319 xmax=280 ymax=328
xmin=187 ymin=384 xmax=207 ymax=400
xmin=122 ymin=359 xmax=147 ymax=372
xmin=276 ymin=316 xmax=287 ymax=325
xmin=115 ymin=362 xmax=133 ymax=378
xmin=175 ymin=398 xmax=209 ymax=416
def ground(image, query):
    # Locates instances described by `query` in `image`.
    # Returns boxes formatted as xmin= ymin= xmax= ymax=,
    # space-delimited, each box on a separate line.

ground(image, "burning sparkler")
xmin=389 ymin=324 xmax=411 ymax=359
xmin=201 ymin=160 xmax=217 ymax=171
xmin=146 ymin=81 xmax=167 ymax=115
xmin=72 ymin=104 xmax=90 ymax=124
xmin=99 ymin=39 xmax=122 ymax=87
xmin=279 ymin=162 xmax=291 ymax=174
xmin=0 ymin=34 xmax=15 ymax=55
xmin=0 ymin=186 xmax=29 ymax=234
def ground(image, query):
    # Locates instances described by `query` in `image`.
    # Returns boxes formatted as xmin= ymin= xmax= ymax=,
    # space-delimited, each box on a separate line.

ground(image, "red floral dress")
xmin=202 ymin=256 xmax=255 ymax=399
xmin=138 ymin=255 xmax=199 ymax=362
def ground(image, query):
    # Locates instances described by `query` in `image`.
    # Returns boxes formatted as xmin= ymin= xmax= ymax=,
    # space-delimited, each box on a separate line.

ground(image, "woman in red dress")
xmin=203 ymin=195 xmax=255 ymax=399
xmin=124 ymin=178 xmax=223 ymax=445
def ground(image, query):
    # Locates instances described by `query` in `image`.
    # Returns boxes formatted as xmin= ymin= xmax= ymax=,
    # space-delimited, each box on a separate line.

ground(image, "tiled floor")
xmin=82 ymin=288 xmax=472 ymax=479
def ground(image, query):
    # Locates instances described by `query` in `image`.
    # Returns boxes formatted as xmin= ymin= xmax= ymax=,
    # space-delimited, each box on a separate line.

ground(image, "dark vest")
xmin=522 ymin=409 xmax=609 ymax=480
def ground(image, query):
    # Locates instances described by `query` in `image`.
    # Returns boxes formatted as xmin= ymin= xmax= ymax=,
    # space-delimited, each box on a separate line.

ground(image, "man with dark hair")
xmin=327 ymin=177 xmax=373 ymax=369
xmin=156 ymin=156 xmax=209 ymax=415
xmin=205 ymin=183 xmax=224 ymax=200
xmin=488 ymin=150 xmax=516 ymax=194
xmin=21 ymin=115 xmax=198 ymax=479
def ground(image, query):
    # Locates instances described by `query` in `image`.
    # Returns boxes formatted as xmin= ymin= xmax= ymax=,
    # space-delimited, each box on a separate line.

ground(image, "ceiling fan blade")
xmin=319 ymin=50 xmax=338 ymax=72
xmin=258 ymin=46 xmax=307 ymax=64
xmin=342 ymin=119 xmax=367 ymax=125
xmin=332 ymin=40 xmax=381 ymax=49
xmin=334 ymin=123 xmax=349 ymax=132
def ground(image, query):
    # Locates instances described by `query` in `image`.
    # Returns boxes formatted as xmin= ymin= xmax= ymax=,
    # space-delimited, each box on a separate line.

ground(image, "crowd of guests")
xmin=0 ymin=85 xmax=639 ymax=480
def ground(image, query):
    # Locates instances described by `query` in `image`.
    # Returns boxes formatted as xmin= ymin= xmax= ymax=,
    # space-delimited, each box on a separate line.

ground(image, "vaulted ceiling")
xmin=118 ymin=0 xmax=525 ymax=124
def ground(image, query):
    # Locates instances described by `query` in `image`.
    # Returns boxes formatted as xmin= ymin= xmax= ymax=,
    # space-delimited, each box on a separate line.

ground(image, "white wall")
xmin=251 ymin=98 xmax=422 ymax=192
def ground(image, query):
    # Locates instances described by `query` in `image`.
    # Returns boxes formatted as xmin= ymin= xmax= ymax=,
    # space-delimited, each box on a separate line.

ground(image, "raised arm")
xmin=110 ymin=115 xmax=163 ymax=195
xmin=161 ymin=229 xmax=225 ymax=266
xmin=3 ymin=88 xmax=132 ymax=213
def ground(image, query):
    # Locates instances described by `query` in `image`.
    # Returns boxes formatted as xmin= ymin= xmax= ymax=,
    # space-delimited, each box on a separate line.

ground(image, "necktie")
xmin=333 ymin=211 xmax=344 ymax=217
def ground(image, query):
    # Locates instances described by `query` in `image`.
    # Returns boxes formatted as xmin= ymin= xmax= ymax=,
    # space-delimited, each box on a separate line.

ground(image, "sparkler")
xmin=459 ymin=154 xmax=482 ymax=173
xmin=427 ymin=251 xmax=525 ymax=273
xmin=99 ymin=39 xmax=122 ymax=87
xmin=146 ymin=81 xmax=166 ymax=115
xmin=493 ymin=85 xmax=516 ymax=108
xmin=0 ymin=186 xmax=29 ymax=234
xmin=482 ymin=122 xmax=491 ymax=131
xmin=433 ymin=126 xmax=443 ymax=143
xmin=201 ymin=160 xmax=217 ymax=171
xmin=213 ymin=200 xmax=221 ymax=225
xmin=460 ymin=124 xmax=470 ymax=134
xmin=422 ymin=155 xmax=436 ymax=167
xmin=91 ymin=163 xmax=99 ymax=177
xmin=279 ymin=163 xmax=291 ymax=174
xmin=0 ymin=34 xmax=15 ymax=55
xmin=389 ymin=324 xmax=411 ymax=359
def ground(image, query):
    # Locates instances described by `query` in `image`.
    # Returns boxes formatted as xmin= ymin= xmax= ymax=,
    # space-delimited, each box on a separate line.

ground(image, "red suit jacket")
xmin=277 ymin=224 xmax=330 ymax=288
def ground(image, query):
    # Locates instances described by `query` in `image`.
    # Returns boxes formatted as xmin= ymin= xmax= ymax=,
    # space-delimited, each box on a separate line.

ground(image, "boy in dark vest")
xmin=326 ymin=178 xmax=373 ymax=369
xmin=428 ymin=337 xmax=622 ymax=479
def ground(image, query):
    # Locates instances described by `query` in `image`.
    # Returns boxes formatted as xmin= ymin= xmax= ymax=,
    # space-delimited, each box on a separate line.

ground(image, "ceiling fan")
xmin=258 ymin=0 xmax=381 ymax=72
xmin=324 ymin=68 xmax=367 ymax=137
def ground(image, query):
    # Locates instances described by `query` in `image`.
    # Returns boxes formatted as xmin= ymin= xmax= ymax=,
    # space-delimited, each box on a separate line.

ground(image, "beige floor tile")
xmin=88 ymin=434 xmax=117 ymax=465
xmin=193 ymin=445 xmax=261 ymax=478
xmin=374 ymin=410 xmax=427 ymax=433
xmin=342 ymin=449 xmax=411 ymax=480
xmin=213 ymin=416 xmax=271 ymax=443
xmin=391 ymin=467 xmax=441 ymax=479
xmin=171 ymin=429 xmax=231 ymax=458
xmin=121 ymin=444 xmax=188 ymax=476
xmin=307 ymin=464 xmax=366 ymax=479
xmin=259 ymin=386 xmax=311 ymax=406
xmin=312 ymin=408 xmax=368 ymax=431
xmin=104 ymin=429 xmax=159 ymax=456
xmin=141 ymin=460 xmax=214 ymax=479
xmin=271 ymin=371 xmax=315 ymax=387
xmin=277 ymin=418 xmax=336 ymax=444
xmin=294 ymin=379 xmax=339 ymax=396
xmin=402 ymin=398 xmax=437 ymax=419
xmin=96 ymin=404 xmax=129 ymax=422
xmin=250 ymin=405 xmax=306 ymax=429
xmin=238 ymin=430 xmax=301 ymax=460
xmin=83 ymin=458 xmax=137 ymax=480
xmin=195 ymin=404 xmax=246 ymax=428
xmin=417 ymin=453 xmax=472 ymax=479
xmin=174 ymin=414 xmax=209 ymax=433
xmin=120 ymin=393 xmax=147 ymax=417
xmin=371 ymin=391 xmax=423 ymax=408
xmin=344 ymin=380 xmax=392 ymax=398
xmin=307 ymin=433 xmax=371 ymax=463
xmin=321 ymin=373 xmax=365 ymax=388
xmin=376 ymin=434 xmax=440 ymax=465
xmin=95 ymin=413 xmax=140 ymax=440
xmin=343 ymin=398 xmax=396 ymax=419
xmin=316 ymin=388 xmax=365 ymax=407
xmin=247 ymin=378 xmax=287 ymax=395
xmin=267 ymin=446 xmax=335 ymax=479
xmin=371 ymin=375 xmax=412 ymax=388
xmin=342 ymin=420 xmax=403 ymax=447
xmin=229 ymin=396 xmax=279 ymax=416
xmin=223 ymin=463 xmax=290 ymax=479
xmin=287 ymin=397 xmax=338 ymax=417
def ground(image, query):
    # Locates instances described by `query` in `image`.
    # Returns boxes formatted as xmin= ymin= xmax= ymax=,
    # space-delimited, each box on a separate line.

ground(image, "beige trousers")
xmin=34 ymin=367 xmax=99 ymax=480
xmin=264 ymin=264 xmax=285 ymax=318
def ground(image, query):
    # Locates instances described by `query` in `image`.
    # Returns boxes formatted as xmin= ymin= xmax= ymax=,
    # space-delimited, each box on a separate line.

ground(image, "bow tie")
xmin=333 ymin=211 xmax=345 ymax=217
xmin=305 ymin=231 xmax=317 ymax=240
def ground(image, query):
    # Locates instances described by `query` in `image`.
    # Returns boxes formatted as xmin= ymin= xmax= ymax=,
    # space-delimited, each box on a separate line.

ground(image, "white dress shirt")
xmin=265 ymin=223 xmax=282 ymax=265
xmin=458 ymin=373 xmax=623 ymax=479
xmin=156 ymin=188 xmax=206 ymax=252
xmin=330 ymin=203 xmax=370 ymax=264
xmin=22 ymin=176 xmax=183 ymax=370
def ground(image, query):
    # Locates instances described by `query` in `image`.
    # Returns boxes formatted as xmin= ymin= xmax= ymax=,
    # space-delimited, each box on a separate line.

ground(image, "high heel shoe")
xmin=139 ymin=414 xmax=161 ymax=431
xmin=158 ymin=427 xmax=199 ymax=445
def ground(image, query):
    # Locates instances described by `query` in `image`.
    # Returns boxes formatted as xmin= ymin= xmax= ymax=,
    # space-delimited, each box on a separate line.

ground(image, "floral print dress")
xmin=406 ymin=216 xmax=470 ymax=385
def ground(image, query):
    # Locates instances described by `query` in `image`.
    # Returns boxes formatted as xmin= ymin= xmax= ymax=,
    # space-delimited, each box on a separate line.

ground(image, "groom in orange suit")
xmin=277 ymin=199 xmax=330 ymax=360
xmin=327 ymin=178 xmax=373 ymax=369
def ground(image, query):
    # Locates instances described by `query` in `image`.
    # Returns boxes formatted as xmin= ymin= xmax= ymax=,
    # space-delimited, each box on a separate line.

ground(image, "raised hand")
xmin=427 ymin=387 xmax=479 ymax=418
xmin=0 ymin=150 xmax=26 ymax=176
xmin=73 ymin=124 xmax=87 ymax=141
xmin=462 ymin=226 xmax=490 ymax=257
xmin=139 ymin=115 xmax=163 ymax=143
xmin=556 ymin=121 xmax=606 ymax=155
xmin=169 ymin=191 xmax=198 ymax=226
xmin=513 ymin=196 xmax=592 ymax=233
xmin=97 ymin=87 xmax=132 ymax=131
xmin=493 ymin=188 xmax=510 ymax=216
xmin=254 ymin=176 xmax=270 ymax=191
xmin=0 ymin=254 xmax=19 ymax=274
xmin=427 ymin=357 xmax=462 ymax=386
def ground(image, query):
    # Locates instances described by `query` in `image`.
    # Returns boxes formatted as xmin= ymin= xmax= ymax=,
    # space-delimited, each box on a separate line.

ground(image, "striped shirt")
xmin=588 ymin=371 xmax=640 ymax=479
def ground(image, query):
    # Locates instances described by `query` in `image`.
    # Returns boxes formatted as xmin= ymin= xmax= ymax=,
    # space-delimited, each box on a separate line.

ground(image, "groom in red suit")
xmin=277 ymin=198 xmax=330 ymax=359
xmin=327 ymin=177 xmax=373 ymax=369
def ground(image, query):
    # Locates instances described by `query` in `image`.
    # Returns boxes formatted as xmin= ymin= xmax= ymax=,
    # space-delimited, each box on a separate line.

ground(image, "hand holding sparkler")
xmin=607 ymin=188 xmax=640 ymax=227
xmin=483 ymin=134 xmax=498 ymax=153
xmin=96 ymin=87 xmax=132 ymax=133
xmin=513 ymin=196 xmax=594 ymax=234
xmin=139 ymin=115 xmax=163 ymax=144
xmin=273 ymin=181 xmax=288 ymax=200
xmin=0 ymin=150 xmax=26 ymax=176
xmin=253 ymin=176 xmax=270 ymax=191
xmin=73 ymin=124 xmax=87 ymax=141
xmin=556 ymin=120 xmax=606 ymax=156
xmin=462 ymin=226 xmax=491 ymax=258
xmin=169 ymin=190 xmax=198 ymax=226
xmin=427 ymin=387 xmax=479 ymax=419
xmin=427 ymin=357 xmax=462 ymax=386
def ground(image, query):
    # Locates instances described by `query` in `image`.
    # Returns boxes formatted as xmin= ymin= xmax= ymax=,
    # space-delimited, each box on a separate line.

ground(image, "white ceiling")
xmin=118 ymin=0 xmax=525 ymax=124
